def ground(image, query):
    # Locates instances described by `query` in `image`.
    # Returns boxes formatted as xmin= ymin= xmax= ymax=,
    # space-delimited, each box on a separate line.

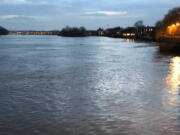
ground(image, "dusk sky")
xmin=0 ymin=0 xmax=179 ymax=30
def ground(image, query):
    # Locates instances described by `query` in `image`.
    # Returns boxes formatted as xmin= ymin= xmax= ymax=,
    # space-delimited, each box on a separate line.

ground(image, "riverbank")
xmin=118 ymin=36 xmax=180 ymax=54
xmin=156 ymin=38 xmax=180 ymax=54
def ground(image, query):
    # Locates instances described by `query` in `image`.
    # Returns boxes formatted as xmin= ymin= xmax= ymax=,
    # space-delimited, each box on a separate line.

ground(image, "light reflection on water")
xmin=164 ymin=57 xmax=180 ymax=108
xmin=124 ymin=38 xmax=135 ymax=43
xmin=163 ymin=56 xmax=180 ymax=134
xmin=166 ymin=57 xmax=180 ymax=94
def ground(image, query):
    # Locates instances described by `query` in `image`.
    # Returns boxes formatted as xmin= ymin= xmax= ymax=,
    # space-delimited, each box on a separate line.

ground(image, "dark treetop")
xmin=0 ymin=26 xmax=8 ymax=35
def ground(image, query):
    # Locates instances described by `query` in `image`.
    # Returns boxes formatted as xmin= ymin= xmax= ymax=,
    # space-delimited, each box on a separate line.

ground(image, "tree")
xmin=0 ymin=26 xmax=8 ymax=35
xmin=156 ymin=7 xmax=180 ymax=28
xmin=60 ymin=26 xmax=88 ymax=37
xmin=134 ymin=20 xmax=144 ymax=27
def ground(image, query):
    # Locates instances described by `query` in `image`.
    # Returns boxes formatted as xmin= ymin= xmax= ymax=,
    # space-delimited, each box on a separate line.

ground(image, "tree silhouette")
xmin=134 ymin=20 xmax=144 ymax=27
xmin=0 ymin=26 xmax=8 ymax=35
xmin=60 ymin=26 xmax=88 ymax=37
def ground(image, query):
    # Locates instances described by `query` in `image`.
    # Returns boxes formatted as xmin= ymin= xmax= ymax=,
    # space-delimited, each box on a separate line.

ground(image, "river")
xmin=0 ymin=35 xmax=179 ymax=135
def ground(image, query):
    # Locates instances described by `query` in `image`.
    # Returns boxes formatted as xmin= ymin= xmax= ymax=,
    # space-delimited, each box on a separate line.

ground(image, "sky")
xmin=0 ymin=0 xmax=179 ymax=30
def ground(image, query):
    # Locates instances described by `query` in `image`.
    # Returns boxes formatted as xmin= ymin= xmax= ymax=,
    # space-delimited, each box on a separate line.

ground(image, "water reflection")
xmin=1 ymin=35 xmax=180 ymax=135
xmin=124 ymin=38 xmax=134 ymax=43
xmin=164 ymin=57 xmax=180 ymax=108
xmin=166 ymin=57 xmax=180 ymax=95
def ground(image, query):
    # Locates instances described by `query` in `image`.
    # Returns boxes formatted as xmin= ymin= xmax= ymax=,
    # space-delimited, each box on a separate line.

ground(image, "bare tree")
xmin=134 ymin=20 xmax=144 ymax=27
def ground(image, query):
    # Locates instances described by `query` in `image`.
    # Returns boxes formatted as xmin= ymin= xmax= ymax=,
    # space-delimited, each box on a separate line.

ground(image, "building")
xmin=121 ymin=26 xmax=155 ymax=40
xmin=121 ymin=27 xmax=136 ymax=38
xmin=136 ymin=26 xmax=155 ymax=40
xmin=97 ymin=28 xmax=104 ymax=36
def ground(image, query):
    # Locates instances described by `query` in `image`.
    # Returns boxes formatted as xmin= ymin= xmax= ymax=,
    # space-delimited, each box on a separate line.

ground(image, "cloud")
xmin=1 ymin=0 xmax=48 ymax=5
xmin=85 ymin=11 xmax=127 ymax=16
xmin=0 ymin=15 xmax=19 ymax=19
xmin=2 ymin=0 xmax=28 ymax=4
xmin=0 ymin=15 xmax=43 ymax=20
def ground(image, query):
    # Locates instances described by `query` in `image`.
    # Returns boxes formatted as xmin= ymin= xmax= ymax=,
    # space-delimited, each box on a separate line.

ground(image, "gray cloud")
xmin=1 ymin=0 xmax=48 ymax=5
xmin=0 ymin=15 xmax=45 ymax=20
xmin=84 ymin=11 xmax=127 ymax=16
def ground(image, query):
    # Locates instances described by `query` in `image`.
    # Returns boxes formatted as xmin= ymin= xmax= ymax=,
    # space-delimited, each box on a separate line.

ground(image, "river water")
xmin=0 ymin=35 xmax=179 ymax=135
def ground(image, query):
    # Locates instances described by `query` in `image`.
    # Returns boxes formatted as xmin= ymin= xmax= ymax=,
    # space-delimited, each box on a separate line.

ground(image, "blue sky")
xmin=0 ymin=0 xmax=179 ymax=30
